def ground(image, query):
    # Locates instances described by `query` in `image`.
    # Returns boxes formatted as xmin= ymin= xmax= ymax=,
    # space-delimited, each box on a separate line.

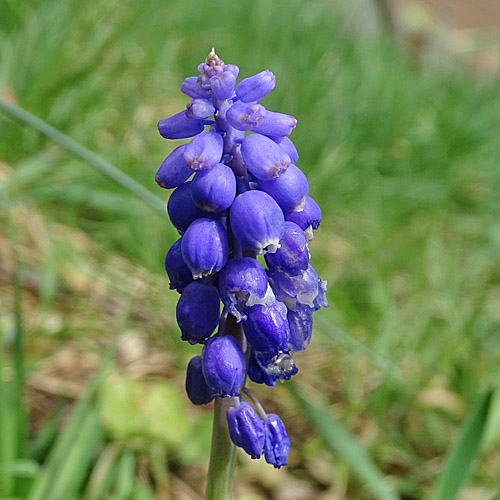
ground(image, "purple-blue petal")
xmin=181 ymin=76 xmax=212 ymax=99
xmin=164 ymin=238 xmax=193 ymax=293
xmin=227 ymin=401 xmax=265 ymax=458
xmin=209 ymin=71 xmax=237 ymax=100
xmin=155 ymin=144 xmax=192 ymax=189
xmin=167 ymin=182 xmax=209 ymax=234
xmin=219 ymin=257 xmax=269 ymax=322
xmin=184 ymin=131 xmax=224 ymax=171
xmin=263 ymin=414 xmax=290 ymax=468
xmin=271 ymin=136 xmax=299 ymax=164
xmin=158 ymin=111 xmax=204 ymax=140
xmin=241 ymin=133 xmax=291 ymax=180
xmin=265 ymin=221 xmax=309 ymax=276
xmin=230 ymin=190 xmax=285 ymax=254
xmin=258 ymin=164 xmax=309 ymax=213
xmin=190 ymin=163 xmax=236 ymax=212
xmin=202 ymin=336 xmax=245 ymax=397
xmin=176 ymin=282 xmax=220 ymax=344
xmin=186 ymin=98 xmax=215 ymax=119
xmin=185 ymin=355 xmax=215 ymax=405
xmin=181 ymin=218 xmax=228 ymax=279
xmin=243 ymin=300 xmax=289 ymax=357
xmin=235 ymin=70 xmax=276 ymax=103
xmin=285 ymin=196 xmax=322 ymax=233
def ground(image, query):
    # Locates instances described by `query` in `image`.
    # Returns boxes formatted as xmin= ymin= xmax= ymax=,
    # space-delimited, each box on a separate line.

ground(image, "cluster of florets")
xmin=156 ymin=50 xmax=327 ymax=468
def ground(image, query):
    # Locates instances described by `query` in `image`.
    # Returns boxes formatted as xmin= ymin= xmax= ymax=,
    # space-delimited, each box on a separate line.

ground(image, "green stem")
xmin=0 ymin=98 xmax=165 ymax=215
xmin=205 ymin=397 xmax=237 ymax=500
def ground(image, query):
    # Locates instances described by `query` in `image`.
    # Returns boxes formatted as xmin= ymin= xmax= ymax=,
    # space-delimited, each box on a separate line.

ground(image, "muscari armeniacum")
xmin=156 ymin=49 xmax=327 ymax=469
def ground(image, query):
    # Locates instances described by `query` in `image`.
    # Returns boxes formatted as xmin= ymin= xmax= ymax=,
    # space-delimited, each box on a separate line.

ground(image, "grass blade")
xmin=432 ymin=389 xmax=493 ymax=500
xmin=27 ymin=360 xmax=109 ymax=500
xmin=113 ymin=449 xmax=136 ymax=500
xmin=0 ymin=98 xmax=165 ymax=215
xmin=288 ymin=384 xmax=399 ymax=500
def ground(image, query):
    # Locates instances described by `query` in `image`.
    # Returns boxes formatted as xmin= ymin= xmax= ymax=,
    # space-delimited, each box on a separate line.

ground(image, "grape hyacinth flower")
xmin=155 ymin=49 xmax=327 ymax=498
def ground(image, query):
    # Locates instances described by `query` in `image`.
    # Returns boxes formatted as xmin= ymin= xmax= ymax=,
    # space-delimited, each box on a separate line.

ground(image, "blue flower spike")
xmin=156 ymin=49 xmax=327 ymax=469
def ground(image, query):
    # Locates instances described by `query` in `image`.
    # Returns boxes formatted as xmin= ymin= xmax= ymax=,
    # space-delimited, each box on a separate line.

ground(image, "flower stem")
xmin=205 ymin=397 xmax=237 ymax=500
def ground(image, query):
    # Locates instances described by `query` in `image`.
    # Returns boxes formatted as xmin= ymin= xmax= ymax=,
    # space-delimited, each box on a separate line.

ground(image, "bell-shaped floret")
xmin=253 ymin=110 xmax=297 ymax=137
xmin=287 ymin=303 xmax=313 ymax=352
xmin=241 ymin=134 xmax=290 ymax=180
xmin=235 ymin=70 xmax=276 ymax=103
xmin=181 ymin=218 xmax=228 ymax=279
xmin=186 ymin=98 xmax=215 ymax=119
xmin=176 ymin=282 xmax=220 ymax=344
xmin=156 ymin=144 xmax=192 ymax=189
xmin=167 ymin=182 xmax=209 ymax=234
xmin=263 ymin=414 xmax=290 ymax=468
xmin=248 ymin=349 xmax=278 ymax=386
xmin=158 ymin=111 xmax=204 ymax=140
xmin=227 ymin=103 xmax=296 ymax=137
xmin=185 ymin=355 xmax=215 ymax=405
xmin=248 ymin=350 xmax=298 ymax=386
xmin=285 ymin=196 xmax=322 ymax=240
xmin=219 ymin=258 xmax=269 ymax=322
xmin=209 ymin=69 xmax=237 ymax=100
xmin=271 ymin=136 xmax=299 ymax=164
xmin=268 ymin=265 xmax=328 ymax=310
xmin=223 ymin=64 xmax=239 ymax=78
xmin=258 ymin=164 xmax=309 ymax=213
xmin=184 ymin=131 xmax=223 ymax=171
xmin=243 ymin=300 xmax=289 ymax=357
xmin=164 ymin=238 xmax=193 ymax=293
xmin=191 ymin=163 xmax=236 ymax=213
xmin=181 ymin=76 xmax=212 ymax=99
xmin=230 ymin=190 xmax=285 ymax=254
xmin=226 ymin=102 xmax=266 ymax=131
xmin=265 ymin=221 xmax=309 ymax=276
xmin=227 ymin=401 xmax=265 ymax=459
xmin=202 ymin=336 xmax=245 ymax=397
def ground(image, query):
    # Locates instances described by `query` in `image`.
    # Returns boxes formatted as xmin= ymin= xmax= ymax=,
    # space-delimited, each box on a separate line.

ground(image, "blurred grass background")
xmin=1 ymin=0 xmax=500 ymax=499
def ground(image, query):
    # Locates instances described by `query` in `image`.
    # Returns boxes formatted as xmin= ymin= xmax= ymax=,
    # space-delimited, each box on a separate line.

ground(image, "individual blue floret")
xmin=235 ymin=70 xmax=276 ymax=103
xmin=263 ymin=414 xmax=290 ymax=468
xmin=164 ymin=238 xmax=193 ymax=293
xmin=185 ymin=355 xmax=215 ymax=405
xmin=181 ymin=218 xmax=228 ymax=279
xmin=265 ymin=221 xmax=309 ymax=276
xmin=176 ymin=281 xmax=220 ymax=344
xmin=241 ymin=133 xmax=291 ymax=180
xmin=230 ymin=190 xmax=285 ymax=254
xmin=285 ymin=195 xmax=322 ymax=239
xmin=227 ymin=401 xmax=265 ymax=458
xmin=191 ymin=162 xmax=236 ymax=212
xmin=243 ymin=300 xmax=290 ymax=357
xmin=184 ymin=130 xmax=224 ymax=171
xmin=158 ymin=111 xmax=204 ymax=140
xmin=258 ymin=164 xmax=309 ymax=213
xmin=186 ymin=98 xmax=215 ymax=119
xmin=286 ymin=303 xmax=314 ymax=352
xmin=167 ymin=182 xmax=209 ymax=234
xmin=155 ymin=144 xmax=192 ymax=189
xmin=202 ymin=336 xmax=245 ymax=397
xmin=219 ymin=257 xmax=270 ymax=322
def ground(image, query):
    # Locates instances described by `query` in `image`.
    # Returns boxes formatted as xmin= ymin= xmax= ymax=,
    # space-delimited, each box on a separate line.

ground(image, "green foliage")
xmin=289 ymin=384 xmax=400 ymax=500
xmin=432 ymin=390 xmax=493 ymax=500
xmin=99 ymin=375 xmax=189 ymax=449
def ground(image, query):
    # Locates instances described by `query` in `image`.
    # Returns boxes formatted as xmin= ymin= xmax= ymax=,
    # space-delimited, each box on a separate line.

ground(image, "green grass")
xmin=1 ymin=0 xmax=500 ymax=498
